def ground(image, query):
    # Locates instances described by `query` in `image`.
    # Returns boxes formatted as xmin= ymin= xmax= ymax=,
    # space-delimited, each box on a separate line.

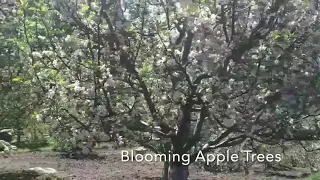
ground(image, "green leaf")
xmin=80 ymin=5 xmax=90 ymax=13
xmin=272 ymin=32 xmax=281 ymax=40
xmin=32 ymin=112 xmax=38 ymax=117
xmin=50 ymin=70 xmax=58 ymax=77
xmin=23 ymin=80 xmax=31 ymax=85
xmin=140 ymin=65 xmax=152 ymax=73
xmin=27 ymin=21 xmax=37 ymax=27
xmin=20 ymin=0 xmax=28 ymax=7
xmin=66 ymin=84 xmax=75 ymax=89
xmin=12 ymin=77 xmax=23 ymax=83
xmin=59 ymin=79 xmax=66 ymax=85
xmin=88 ymin=13 xmax=95 ymax=20
xmin=41 ymin=6 xmax=48 ymax=13
xmin=33 ymin=62 xmax=41 ymax=69
xmin=186 ymin=4 xmax=199 ymax=13
xmin=28 ymin=7 xmax=37 ymax=11
xmin=6 ymin=38 xmax=16 ymax=43
xmin=128 ymin=26 xmax=136 ymax=32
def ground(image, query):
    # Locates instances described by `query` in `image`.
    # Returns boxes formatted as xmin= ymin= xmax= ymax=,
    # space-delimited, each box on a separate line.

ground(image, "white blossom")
xmin=229 ymin=61 xmax=235 ymax=67
xmin=74 ymin=49 xmax=84 ymax=57
xmin=53 ymin=60 xmax=62 ymax=68
xmin=106 ymin=78 xmax=116 ymax=86
xmin=47 ymin=89 xmax=55 ymax=98
xmin=74 ymin=81 xmax=84 ymax=93
xmin=96 ymin=105 xmax=107 ymax=116
xmin=36 ymin=114 xmax=43 ymax=121
xmin=32 ymin=52 xmax=42 ymax=58
xmin=65 ymin=35 xmax=71 ymax=42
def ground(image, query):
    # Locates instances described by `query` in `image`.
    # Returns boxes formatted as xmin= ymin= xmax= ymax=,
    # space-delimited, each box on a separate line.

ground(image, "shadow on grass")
xmin=12 ymin=139 xmax=51 ymax=152
xmin=59 ymin=151 xmax=106 ymax=160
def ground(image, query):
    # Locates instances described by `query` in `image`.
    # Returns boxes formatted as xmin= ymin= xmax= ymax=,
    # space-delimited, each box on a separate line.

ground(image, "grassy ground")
xmin=309 ymin=172 xmax=320 ymax=180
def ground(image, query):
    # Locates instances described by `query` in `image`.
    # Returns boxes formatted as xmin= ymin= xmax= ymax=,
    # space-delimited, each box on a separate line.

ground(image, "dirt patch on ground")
xmin=0 ymin=150 xmax=211 ymax=180
xmin=0 ymin=149 xmax=309 ymax=180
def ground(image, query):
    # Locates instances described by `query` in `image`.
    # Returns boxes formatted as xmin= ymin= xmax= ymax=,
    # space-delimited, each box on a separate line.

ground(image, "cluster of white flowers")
xmin=32 ymin=51 xmax=42 ymax=59
xmin=47 ymin=89 xmax=55 ymax=99
xmin=52 ymin=59 xmax=63 ymax=68
xmin=42 ymin=50 xmax=55 ymax=57
xmin=74 ymin=81 xmax=85 ymax=93
xmin=35 ymin=114 xmax=43 ymax=121
xmin=95 ymin=105 xmax=108 ymax=116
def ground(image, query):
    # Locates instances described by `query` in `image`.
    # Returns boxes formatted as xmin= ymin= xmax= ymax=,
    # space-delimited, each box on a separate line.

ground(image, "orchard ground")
xmin=0 ymin=144 xmax=315 ymax=180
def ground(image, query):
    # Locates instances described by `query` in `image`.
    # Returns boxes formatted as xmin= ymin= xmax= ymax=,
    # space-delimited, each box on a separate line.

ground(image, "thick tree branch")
xmin=61 ymin=108 xmax=90 ymax=131
xmin=183 ymin=106 xmax=206 ymax=152
xmin=181 ymin=30 xmax=194 ymax=65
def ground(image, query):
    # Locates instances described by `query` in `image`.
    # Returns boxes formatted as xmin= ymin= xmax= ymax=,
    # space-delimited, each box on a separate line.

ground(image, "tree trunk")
xmin=162 ymin=162 xmax=170 ymax=180
xmin=16 ymin=129 xmax=21 ymax=147
xmin=169 ymin=164 xmax=189 ymax=180
xmin=33 ymin=128 xmax=38 ymax=141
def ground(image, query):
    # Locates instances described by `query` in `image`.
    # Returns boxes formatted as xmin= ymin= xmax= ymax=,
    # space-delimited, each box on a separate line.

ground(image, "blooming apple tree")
xmin=4 ymin=0 xmax=320 ymax=179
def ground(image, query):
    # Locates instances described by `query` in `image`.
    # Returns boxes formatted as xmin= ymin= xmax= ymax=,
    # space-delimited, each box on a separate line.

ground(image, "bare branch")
xmin=220 ymin=5 xmax=230 ymax=44
xmin=230 ymin=0 xmax=236 ymax=41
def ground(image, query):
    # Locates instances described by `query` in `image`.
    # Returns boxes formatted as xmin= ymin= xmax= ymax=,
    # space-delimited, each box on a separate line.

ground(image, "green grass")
xmin=11 ymin=137 xmax=56 ymax=153
xmin=309 ymin=172 xmax=320 ymax=180
xmin=15 ymin=145 xmax=53 ymax=153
